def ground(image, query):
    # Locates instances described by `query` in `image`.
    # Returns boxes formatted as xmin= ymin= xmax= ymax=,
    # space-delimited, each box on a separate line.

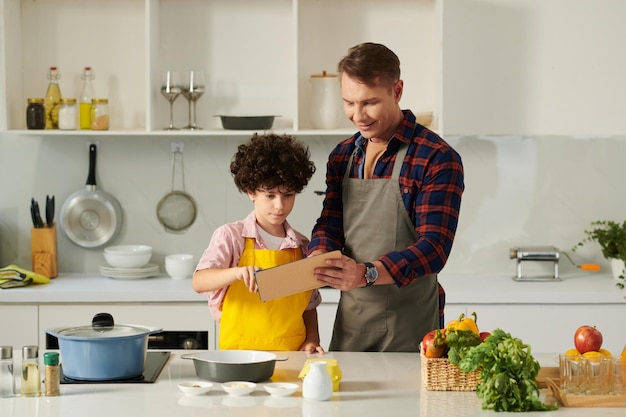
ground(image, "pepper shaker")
xmin=44 ymin=352 xmax=60 ymax=396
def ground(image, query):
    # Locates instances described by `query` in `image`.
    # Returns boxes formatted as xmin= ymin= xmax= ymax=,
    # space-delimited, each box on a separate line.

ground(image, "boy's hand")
xmin=235 ymin=265 xmax=258 ymax=292
xmin=299 ymin=341 xmax=325 ymax=355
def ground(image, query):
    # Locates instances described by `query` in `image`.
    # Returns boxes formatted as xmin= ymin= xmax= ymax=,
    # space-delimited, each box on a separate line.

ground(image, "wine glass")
xmin=161 ymin=71 xmax=182 ymax=130
xmin=182 ymin=70 xmax=205 ymax=130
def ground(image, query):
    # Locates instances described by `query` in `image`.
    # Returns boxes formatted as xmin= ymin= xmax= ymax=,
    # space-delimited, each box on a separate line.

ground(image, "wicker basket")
xmin=420 ymin=350 xmax=480 ymax=391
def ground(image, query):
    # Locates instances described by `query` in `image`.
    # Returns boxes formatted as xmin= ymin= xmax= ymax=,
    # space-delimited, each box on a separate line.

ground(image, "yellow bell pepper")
xmin=445 ymin=312 xmax=479 ymax=335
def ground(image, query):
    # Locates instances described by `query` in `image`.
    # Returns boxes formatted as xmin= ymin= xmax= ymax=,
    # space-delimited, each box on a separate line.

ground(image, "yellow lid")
xmin=27 ymin=98 xmax=44 ymax=103
xmin=91 ymin=98 xmax=108 ymax=103
xmin=60 ymin=98 xmax=77 ymax=103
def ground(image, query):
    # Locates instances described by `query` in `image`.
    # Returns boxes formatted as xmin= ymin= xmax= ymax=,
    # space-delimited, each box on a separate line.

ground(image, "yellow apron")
xmin=219 ymin=238 xmax=312 ymax=350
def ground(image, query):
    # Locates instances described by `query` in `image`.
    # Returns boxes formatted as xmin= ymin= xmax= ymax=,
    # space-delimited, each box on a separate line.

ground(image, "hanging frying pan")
xmin=60 ymin=143 xmax=123 ymax=248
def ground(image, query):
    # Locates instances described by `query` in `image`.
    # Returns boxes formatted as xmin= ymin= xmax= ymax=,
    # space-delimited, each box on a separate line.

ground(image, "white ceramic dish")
xmin=264 ymin=382 xmax=298 ymax=397
xmin=165 ymin=253 xmax=195 ymax=280
xmin=177 ymin=381 xmax=213 ymax=396
xmin=222 ymin=381 xmax=256 ymax=396
xmin=99 ymin=263 xmax=159 ymax=280
xmin=103 ymin=245 xmax=152 ymax=268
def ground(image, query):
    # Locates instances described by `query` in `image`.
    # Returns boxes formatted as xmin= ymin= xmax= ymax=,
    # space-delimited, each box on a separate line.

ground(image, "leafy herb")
xmin=445 ymin=328 xmax=482 ymax=365
xmin=458 ymin=329 xmax=558 ymax=412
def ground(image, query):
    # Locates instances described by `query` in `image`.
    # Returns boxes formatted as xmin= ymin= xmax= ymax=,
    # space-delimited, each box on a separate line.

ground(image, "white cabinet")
xmin=0 ymin=304 xmax=38 ymax=348
xmin=38 ymin=303 xmax=216 ymax=351
xmin=0 ymin=0 xmax=440 ymax=135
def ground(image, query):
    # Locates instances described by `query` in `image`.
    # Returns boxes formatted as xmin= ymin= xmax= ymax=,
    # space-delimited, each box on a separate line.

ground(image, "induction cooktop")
xmin=60 ymin=351 xmax=170 ymax=384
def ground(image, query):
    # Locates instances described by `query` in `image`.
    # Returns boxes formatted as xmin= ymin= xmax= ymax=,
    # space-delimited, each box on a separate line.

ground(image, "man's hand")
xmin=313 ymin=255 xmax=366 ymax=291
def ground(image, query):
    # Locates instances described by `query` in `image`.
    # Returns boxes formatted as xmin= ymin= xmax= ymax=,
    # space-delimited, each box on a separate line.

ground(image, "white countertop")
xmin=0 ymin=271 xmax=623 ymax=305
xmin=0 ymin=351 xmax=621 ymax=417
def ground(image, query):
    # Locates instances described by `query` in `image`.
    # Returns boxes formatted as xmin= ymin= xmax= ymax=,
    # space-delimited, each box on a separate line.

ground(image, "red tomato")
xmin=421 ymin=329 xmax=446 ymax=358
xmin=479 ymin=332 xmax=491 ymax=342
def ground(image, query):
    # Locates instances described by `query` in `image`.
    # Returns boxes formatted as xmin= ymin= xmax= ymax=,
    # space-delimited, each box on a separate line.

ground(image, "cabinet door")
xmin=0 ymin=305 xmax=38 ymax=348
xmin=467 ymin=304 xmax=625 ymax=355
xmin=39 ymin=303 xmax=215 ymax=351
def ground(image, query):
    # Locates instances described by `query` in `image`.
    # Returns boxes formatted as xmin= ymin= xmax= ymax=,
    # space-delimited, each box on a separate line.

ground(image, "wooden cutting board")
xmin=255 ymin=250 xmax=342 ymax=302
xmin=536 ymin=366 xmax=559 ymax=388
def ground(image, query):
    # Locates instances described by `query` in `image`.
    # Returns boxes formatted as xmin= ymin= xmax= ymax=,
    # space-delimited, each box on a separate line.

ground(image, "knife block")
xmin=31 ymin=224 xmax=58 ymax=278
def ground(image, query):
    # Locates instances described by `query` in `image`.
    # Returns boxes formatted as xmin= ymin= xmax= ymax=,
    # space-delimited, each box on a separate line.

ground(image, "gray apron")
xmin=329 ymin=142 xmax=439 ymax=352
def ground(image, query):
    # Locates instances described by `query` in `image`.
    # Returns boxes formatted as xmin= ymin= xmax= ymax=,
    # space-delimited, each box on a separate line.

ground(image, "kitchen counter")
xmin=0 ymin=271 xmax=623 ymax=304
xmin=0 ymin=351 xmax=622 ymax=417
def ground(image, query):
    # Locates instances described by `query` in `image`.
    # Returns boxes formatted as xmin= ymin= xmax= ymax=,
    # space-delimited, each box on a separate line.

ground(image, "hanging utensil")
xmin=156 ymin=142 xmax=197 ymax=233
xmin=60 ymin=143 xmax=123 ymax=248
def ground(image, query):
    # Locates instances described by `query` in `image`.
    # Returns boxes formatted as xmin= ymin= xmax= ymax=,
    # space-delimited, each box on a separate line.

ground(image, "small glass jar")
xmin=90 ymin=98 xmax=109 ymax=130
xmin=43 ymin=352 xmax=60 ymax=396
xmin=58 ymin=98 xmax=77 ymax=130
xmin=0 ymin=346 xmax=15 ymax=398
xmin=20 ymin=345 xmax=40 ymax=397
xmin=26 ymin=98 xmax=45 ymax=130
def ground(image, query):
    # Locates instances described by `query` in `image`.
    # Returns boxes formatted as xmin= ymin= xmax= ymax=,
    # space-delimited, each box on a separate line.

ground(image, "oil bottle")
xmin=20 ymin=345 xmax=41 ymax=397
xmin=44 ymin=67 xmax=62 ymax=129
xmin=79 ymin=67 xmax=95 ymax=129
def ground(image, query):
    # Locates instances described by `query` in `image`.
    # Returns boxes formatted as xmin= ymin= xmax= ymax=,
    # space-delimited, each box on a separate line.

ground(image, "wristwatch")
xmin=362 ymin=262 xmax=378 ymax=287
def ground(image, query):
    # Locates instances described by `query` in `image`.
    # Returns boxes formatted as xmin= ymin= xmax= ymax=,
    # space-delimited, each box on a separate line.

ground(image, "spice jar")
xmin=26 ymin=98 xmax=45 ymax=130
xmin=58 ymin=98 xmax=77 ymax=130
xmin=90 ymin=98 xmax=109 ymax=130
xmin=0 ymin=346 xmax=15 ymax=398
xmin=20 ymin=345 xmax=40 ymax=397
xmin=43 ymin=352 xmax=60 ymax=396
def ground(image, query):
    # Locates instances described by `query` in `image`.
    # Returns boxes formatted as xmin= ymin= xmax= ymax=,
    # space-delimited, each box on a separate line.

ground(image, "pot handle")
xmin=180 ymin=354 xmax=194 ymax=361
xmin=274 ymin=356 xmax=289 ymax=362
xmin=92 ymin=312 xmax=115 ymax=330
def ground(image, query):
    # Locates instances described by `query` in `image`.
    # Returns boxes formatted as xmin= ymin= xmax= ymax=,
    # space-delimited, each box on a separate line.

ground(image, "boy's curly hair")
xmin=230 ymin=133 xmax=316 ymax=193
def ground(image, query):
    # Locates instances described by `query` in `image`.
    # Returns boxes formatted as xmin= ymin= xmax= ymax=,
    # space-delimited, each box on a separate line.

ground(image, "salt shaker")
xmin=0 ymin=346 xmax=15 ymax=397
xmin=302 ymin=361 xmax=332 ymax=401
xmin=20 ymin=345 xmax=41 ymax=397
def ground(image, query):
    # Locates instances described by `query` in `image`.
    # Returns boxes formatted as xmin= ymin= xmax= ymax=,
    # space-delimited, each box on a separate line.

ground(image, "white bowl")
xmin=177 ymin=381 xmax=213 ymax=396
xmin=103 ymin=245 xmax=152 ymax=268
xmin=264 ymin=382 xmax=298 ymax=397
xmin=165 ymin=253 xmax=195 ymax=280
xmin=222 ymin=381 xmax=256 ymax=396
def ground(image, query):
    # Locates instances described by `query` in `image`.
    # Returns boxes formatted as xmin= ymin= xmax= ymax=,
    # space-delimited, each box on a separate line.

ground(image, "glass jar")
xmin=20 ymin=345 xmax=40 ymax=397
xmin=0 ymin=346 xmax=15 ymax=397
xmin=43 ymin=352 xmax=60 ymax=396
xmin=90 ymin=98 xmax=109 ymax=130
xmin=26 ymin=98 xmax=45 ymax=130
xmin=58 ymin=98 xmax=77 ymax=130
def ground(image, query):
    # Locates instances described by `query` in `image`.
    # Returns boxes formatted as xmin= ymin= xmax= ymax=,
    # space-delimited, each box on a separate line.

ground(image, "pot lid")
xmin=52 ymin=313 xmax=154 ymax=339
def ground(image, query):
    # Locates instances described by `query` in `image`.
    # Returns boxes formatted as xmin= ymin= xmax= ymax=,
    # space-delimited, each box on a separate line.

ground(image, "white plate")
xmin=100 ymin=263 xmax=159 ymax=280
xmin=222 ymin=381 xmax=256 ymax=396
xmin=178 ymin=381 xmax=213 ymax=396
xmin=264 ymin=382 xmax=298 ymax=397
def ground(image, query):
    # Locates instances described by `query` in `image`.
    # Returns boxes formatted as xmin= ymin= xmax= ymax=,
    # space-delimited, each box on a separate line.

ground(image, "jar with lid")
xmin=90 ymin=98 xmax=109 ymax=130
xmin=20 ymin=345 xmax=40 ymax=397
xmin=309 ymin=70 xmax=343 ymax=129
xmin=58 ymin=98 xmax=77 ymax=130
xmin=26 ymin=98 xmax=45 ymax=130
xmin=0 ymin=346 xmax=15 ymax=397
xmin=43 ymin=352 xmax=60 ymax=396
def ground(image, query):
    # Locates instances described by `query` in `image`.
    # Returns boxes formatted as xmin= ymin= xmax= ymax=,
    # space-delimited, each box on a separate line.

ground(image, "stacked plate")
xmin=99 ymin=263 xmax=159 ymax=280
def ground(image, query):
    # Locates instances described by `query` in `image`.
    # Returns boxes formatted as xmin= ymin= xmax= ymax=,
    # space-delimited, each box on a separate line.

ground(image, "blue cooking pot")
xmin=46 ymin=313 xmax=162 ymax=380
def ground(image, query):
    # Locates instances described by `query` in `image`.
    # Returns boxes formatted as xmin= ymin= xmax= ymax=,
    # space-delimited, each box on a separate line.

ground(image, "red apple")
xmin=574 ymin=325 xmax=603 ymax=353
xmin=421 ymin=329 xmax=446 ymax=358
xmin=479 ymin=331 xmax=491 ymax=342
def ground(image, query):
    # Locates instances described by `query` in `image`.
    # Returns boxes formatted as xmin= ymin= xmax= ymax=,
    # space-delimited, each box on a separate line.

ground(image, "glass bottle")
xmin=0 ymin=346 xmax=15 ymax=397
xmin=20 ymin=345 xmax=41 ymax=397
xmin=90 ymin=98 xmax=110 ymax=130
xmin=44 ymin=66 xmax=62 ymax=129
xmin=26 ymin=98 xmax=45 ymax=130
xmin=79 ymin=67 xmax=95 ymax=129
xmin=58 ymin=98 xmax=77 ymax=130
xmin=302 ymin=360 xmax=332 ymax=401
xmin=43 ymin=352 xmax=60 ymax=396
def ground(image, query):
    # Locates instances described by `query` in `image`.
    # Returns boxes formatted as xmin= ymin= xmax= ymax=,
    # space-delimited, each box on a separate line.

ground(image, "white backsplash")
xmin=1 ymin=133 xmax=625 ymax=277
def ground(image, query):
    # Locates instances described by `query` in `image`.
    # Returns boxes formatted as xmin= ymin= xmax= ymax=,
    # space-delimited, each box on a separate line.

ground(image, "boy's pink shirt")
xmin=195 ymin=210 xmax=321 ymax=322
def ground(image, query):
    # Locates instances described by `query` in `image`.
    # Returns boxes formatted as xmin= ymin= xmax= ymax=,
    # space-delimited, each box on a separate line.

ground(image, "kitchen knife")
xmin=46 ymin=195 xmax=55 ymax=227
xmin=32 ymin=198 xmax=44 ymax=228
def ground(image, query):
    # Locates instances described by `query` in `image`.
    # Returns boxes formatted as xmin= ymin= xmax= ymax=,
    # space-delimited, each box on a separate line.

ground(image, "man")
xmin=308 ymin=42 xmax=464 ymax=352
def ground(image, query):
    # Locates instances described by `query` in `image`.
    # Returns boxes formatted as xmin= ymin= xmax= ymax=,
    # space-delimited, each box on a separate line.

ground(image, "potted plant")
xmin=572 ymin=220 xmax=626 ymax=289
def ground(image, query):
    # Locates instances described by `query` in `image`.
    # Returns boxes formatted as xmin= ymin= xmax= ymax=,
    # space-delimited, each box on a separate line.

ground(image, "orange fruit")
xmin=582 ymin=351 xmax=603 ymax=360
xmin=598 ymin=348 xmax=613 ymax=358
xmin=565 ymin=348 xmax=581 ymax=358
